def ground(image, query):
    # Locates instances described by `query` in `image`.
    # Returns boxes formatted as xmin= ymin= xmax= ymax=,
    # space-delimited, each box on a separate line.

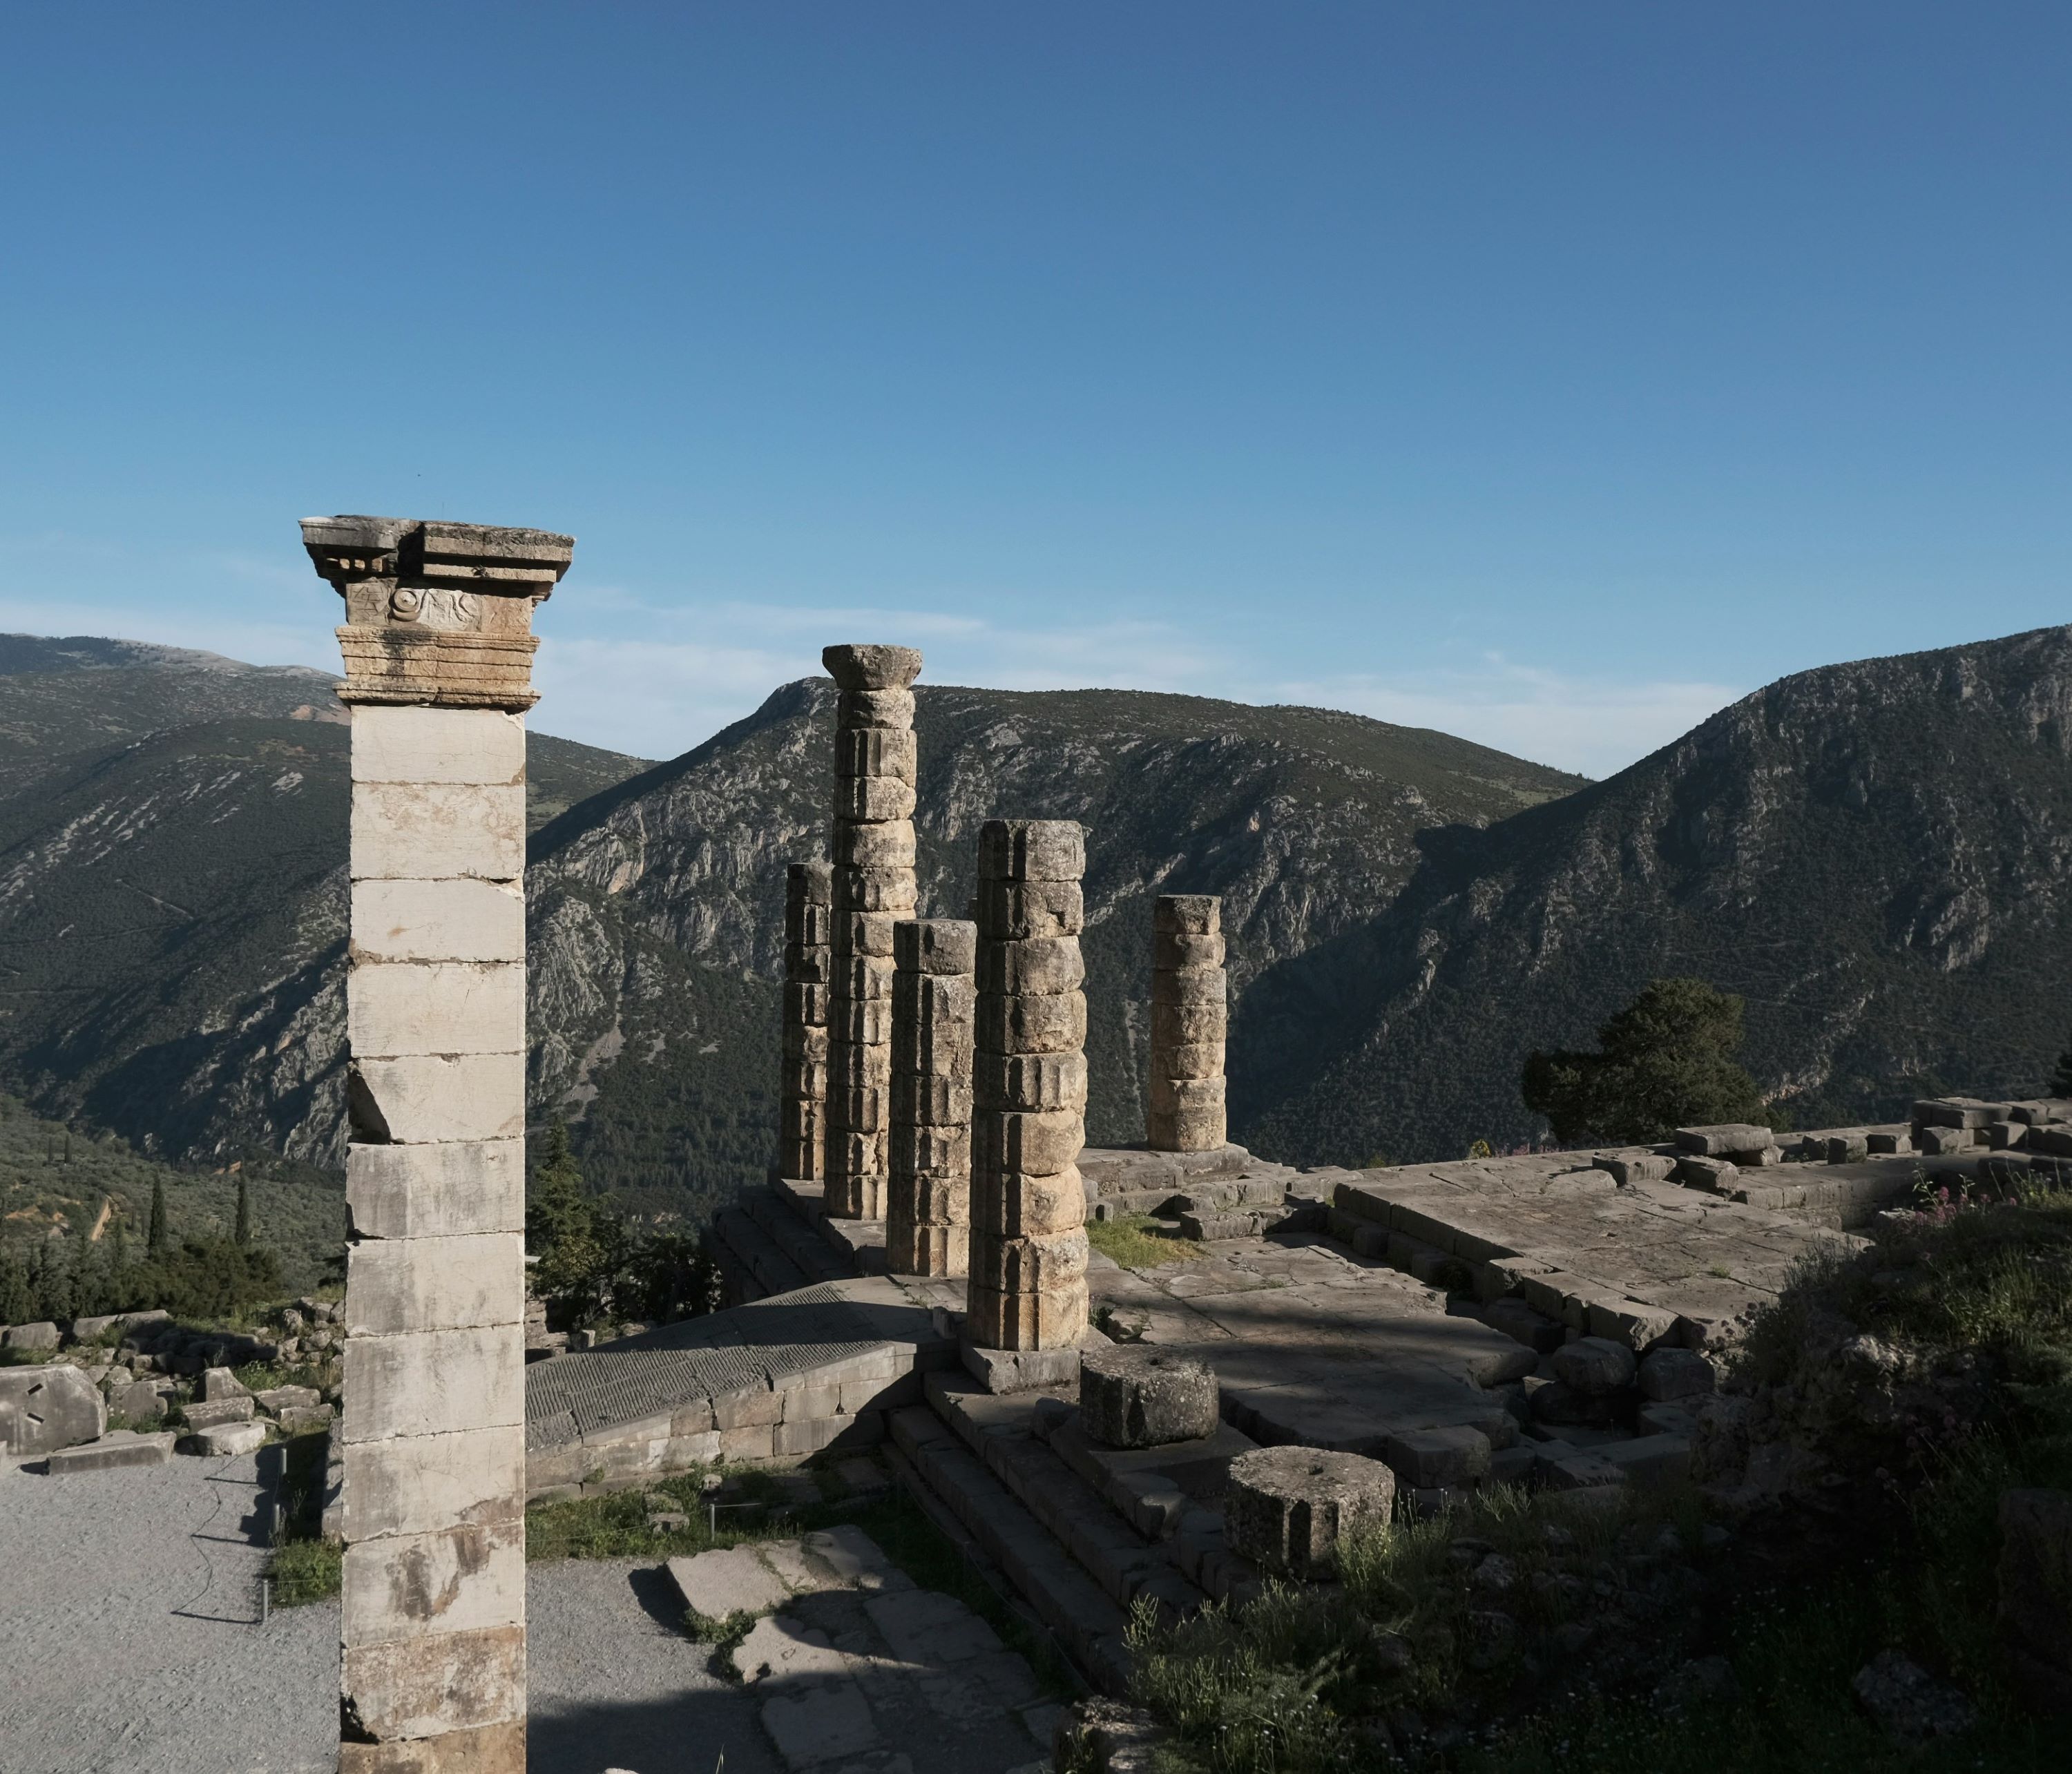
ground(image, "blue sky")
xmin=2 ymin=5 xmax=2065 ymax=775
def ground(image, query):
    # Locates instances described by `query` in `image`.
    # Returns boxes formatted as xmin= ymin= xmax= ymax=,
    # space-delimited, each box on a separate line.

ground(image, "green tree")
xmin=1521 ymin=976 xmax=1769 ymax=1146
xmin=526 ymin=1121 xmax=608 ymax=1325
xmin=234 ymin=1175 xmax=252 ymax=1246
xmin=0 ymin=1244 xmax=30 ymax=1322
xmin=147 ymin=1177 xmax=169 ymax=1258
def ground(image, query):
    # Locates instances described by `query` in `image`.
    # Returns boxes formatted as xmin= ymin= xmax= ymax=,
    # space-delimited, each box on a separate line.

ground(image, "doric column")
xmin=1147 ymin=894 xmax=1228 ymax=1152
xmin=887 ymin=918 xmax=975 ymax=1276
xmin=968 ymin=820 xmax=1090 ymax=1353
xmin=304 ymin=514 xmax=572 ymax=1774
xmin=778 ymin=861 xmax=833 ymax=1182
xmin=823 ymin=644 xmax=922 ymax=1220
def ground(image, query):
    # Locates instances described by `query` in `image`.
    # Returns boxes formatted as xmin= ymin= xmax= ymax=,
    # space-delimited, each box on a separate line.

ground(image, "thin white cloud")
xmin=1270 ymin=659 xmax=1745 ymax=779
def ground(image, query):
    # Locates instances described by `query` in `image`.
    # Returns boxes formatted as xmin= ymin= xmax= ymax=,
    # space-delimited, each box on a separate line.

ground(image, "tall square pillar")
xmin=304 ymin=514 xmax=573 ymax=1774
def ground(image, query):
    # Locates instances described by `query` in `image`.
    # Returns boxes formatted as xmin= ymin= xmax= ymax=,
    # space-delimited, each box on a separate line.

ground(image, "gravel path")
xmin=0 ymin=1456 xmax=899 ymax=1774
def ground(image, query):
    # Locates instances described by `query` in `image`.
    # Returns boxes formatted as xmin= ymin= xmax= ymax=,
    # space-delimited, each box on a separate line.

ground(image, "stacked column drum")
xmin=968 ymin=820 xmax=1091 ymax=1351
xmin=778 ymin=860 xmax=833 ymax=1182
xmin=1147 ymin=893 xmax=1227 ymax=1151
xmin=823 ymin=644 xmax=923 ymax=1219
xmin=886 ymin=918 xmax=976 ymax=1276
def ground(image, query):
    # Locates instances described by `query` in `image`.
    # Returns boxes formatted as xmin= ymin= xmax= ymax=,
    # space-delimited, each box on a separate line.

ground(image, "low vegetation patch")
xmin=1086 ymin=1213 xmax=1209 ymax=1271
xmin=265 ymin=1428 xmax=342 ymax=1606
xmin=1125 ymin=1182 xmax=2072 ymax=1772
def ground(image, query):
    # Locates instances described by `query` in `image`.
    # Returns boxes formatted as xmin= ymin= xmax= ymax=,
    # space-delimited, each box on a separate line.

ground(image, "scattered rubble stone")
xmin=45 ymin=1430 xmax=178 ymax=1473
xmin=1638 ymin=1348 xmax=1716 ymax=1401
xmin=180 ymin=1420 xmax=266 ymax=1458
xmin=0 ymin=1362 xmax=105 ymax=1456
xmin=1850 ymin=1650 xmax=1977 ymax=1743
xmin=1225 ymin=1445 xmax=1394 ymax=1578
xmin=1552 ymin=1336 xmax=1638 ymax=1396
xmin=1078 ymin=1342 xmax=1219 ymax=1448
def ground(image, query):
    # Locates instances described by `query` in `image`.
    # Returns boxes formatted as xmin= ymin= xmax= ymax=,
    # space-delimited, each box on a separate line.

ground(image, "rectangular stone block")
xmin=965 ymin=1280 xmax=1088 ymax=1352
xmin=785 ymin=900 xmax=833 ymax=947
xmin=829 ymin=1038 xmax=884 ymax=1088
xmin=1153 ymin=895 xmax=1220 ymax=936
xmin=835 ymin=954 xmax=896 ymax=1000
xmin=890 ymin=1123 xmax=970 ymax=1175
xmin=1153 ymin=967 xmax=1225 ymax=1010
xmin=834 ymin=775 xmax=917 ymax=821
xmin=1147 ymin=1103 xmax=1226 ymax=1152
xmin=974 ymin=1166 xmax=1086 ymax=1237
xmin=833 ymin=819 xmax=916 ymax=871
xmin=975 ymin=1050 xmax=1088 ymax=1112
xmin=350 ymin=1054 xmax=525 ymax=1145
xmin=341 ymin=1623 xmax=525 ymax=1742
xmin=783 ymin=941 xmax=831 ymax=984
xmin=1147 ymin=1074 xmax=1225 ymax=1117
xmin=972 ymin=1228 xmax=1091 ymax=1293
xmin=836 ymin=686 xmax=914 ymax=731
xmin=788 ymin=858 xmax=834 ymax=905
xmin=977 ymin=990 xmax=1086 ymax=1056
xmin=1155 ymin=1038 xmax=1225 ymax=1080
xmin=348 ymin=1233 xmax=524 ymax=1336
xmin=1150 ymin=1001 xmax=1226 ymax=1046
xmin=782 ymin=1055 xmax=830 ymax=1099
xmin=834 ymin=724 xmax=917 ymax=782
xmin=906 ymin=1173 xmax=970 ymax=1222
xmin=711 ymin=1382 xmax=783 ymax=1429
xmin=782 ymin=1021 xmax=832 ymax=1066
xmin=838 ymin=909 xmax=902 ymax=958
xmin=832 ymin=1084 xmax=892 ymax=1135
xmin=978 ymin=820 xmax=1084 ymax=883
xmin=718 ymin=1423 xmax=776 ymax=1461
xmin=344 ymin=1425 xmax=526 ymax=1541
xmin=891 ymin=976 xmax=975 ymax=1075
xmin=347 ymin=962 xmax=524 ymax=1058
xmin=832 ymin=866 xmax=918 ymax=915
xmin=347 ymin=1139 xmax=525 ymax=1240
xmin=888 ymin=1219 xmax=968 ymax=1279
xmin=829 ymin=1130 xmax=887 ymax=1183
xmin=780 ymin=1096 xmax=829 ymax=1141
xmin=976 ymin=879 xmax=1084 ymax=940
xmin=338 ymin=1720 xmax=527 ymax=1774
xmin=784 ymin=981 xmax=830 ymax=1028
xmin=343 ymin=1325 xmax=523 ymax=1443
xmin=1154 ymin=931 xmax=1225 ymax=970
xmin=892 ymin=1073 xmax=972 ymax=1125
xmin=343 ymin=1521 xmax=524 ymax=1646
xmin=351 ymin=780 xmax=526 ymax=882
xmin=350 ymin=704 xmax=527 ymax=785
xmin=352 ymin=878 xmax=524 ymax=963
xmin=893 ymin=917 xmax=977 ymax=974
xmin=977 ymin=937 xmax=1085 ymax=996
xmin=975 ymin=1108 xmax=1084 ymax=1176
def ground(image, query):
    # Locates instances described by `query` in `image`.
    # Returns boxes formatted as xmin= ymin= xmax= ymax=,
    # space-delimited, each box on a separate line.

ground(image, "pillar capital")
xmin=302 ymin=515 xmax=575 ymax=711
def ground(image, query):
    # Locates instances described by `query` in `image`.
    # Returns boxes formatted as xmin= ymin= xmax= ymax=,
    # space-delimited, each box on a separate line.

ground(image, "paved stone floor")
xmin=1089 ymin=1233 xmax=1535 ymax=1452
xmin=0 ymin=1454 xmax=1050 ymax=1774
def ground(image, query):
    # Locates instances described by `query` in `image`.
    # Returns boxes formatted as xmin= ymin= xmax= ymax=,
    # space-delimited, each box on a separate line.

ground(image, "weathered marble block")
xmin=1225 ymin=1445 xmax=1395 ymax=1579
xmin=1079 ymin=1343 xmax=1220 ymax=1449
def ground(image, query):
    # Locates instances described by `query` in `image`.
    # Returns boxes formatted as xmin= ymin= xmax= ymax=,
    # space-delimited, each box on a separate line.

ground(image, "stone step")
xmin=742 ymin=1187 xmax=858 ymax=1286
xmin=923 ymin=1373 xmax=1206 ymax=1623
xmin=711 ymin=1207 xmax=813 ymax=1302
xmin=888 ymin=1405 xmax=1133 ymax=1695
xmin=1174 ymin=1201 xmax=1327 ymax=1242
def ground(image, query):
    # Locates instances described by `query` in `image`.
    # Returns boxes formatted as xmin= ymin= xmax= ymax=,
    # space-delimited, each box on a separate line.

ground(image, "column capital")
xmin=303 ymin=516 xmax=575 ymax=711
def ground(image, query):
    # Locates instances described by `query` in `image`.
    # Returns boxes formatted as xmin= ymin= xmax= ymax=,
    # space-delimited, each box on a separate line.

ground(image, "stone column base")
xmin=960 ymin=1335 xmax=1088 ymax=1395
xmin=340 ymin=1719 xmax=526 ymax=1774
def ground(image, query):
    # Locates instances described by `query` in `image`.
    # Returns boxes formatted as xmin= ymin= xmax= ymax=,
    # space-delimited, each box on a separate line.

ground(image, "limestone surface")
xmin=0 ymin=1362 xmax=106 ymax=1456
xmin=1147 ymin=895 xmax=1227 ymax=1152
xmin=1225 ymin=1445 xmax=1395 ymax=1578
xmin=779 ymin=860 xmax=834 ymax=1183
xmin=1078 ymin=1342 xmax=1220 ymax=1448
xmin=886 ymin=917 xmax=975 ymax=1278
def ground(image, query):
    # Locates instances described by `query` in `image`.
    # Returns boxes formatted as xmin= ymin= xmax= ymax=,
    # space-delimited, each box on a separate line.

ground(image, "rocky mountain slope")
xmin=0 ymin=638 xmax=648 ymax=1172
xmin=523 ymin=680 xmax=1582 ymax=1216
xmin=1236 ymin=624 xmax=2072 ymax=1166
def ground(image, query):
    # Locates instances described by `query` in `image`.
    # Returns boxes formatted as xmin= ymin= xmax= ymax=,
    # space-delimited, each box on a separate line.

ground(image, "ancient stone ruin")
xmin=885 ymin=917 xmax=975 ymax=1278
xmin=778 ymin=860 xmax=834 ymax=1186
xmin=305 ymin=514 xmax=573 ymax=1774
xmin=1147 ymin=892 xmax=1227 ymax=1151
xmin=823 ymin=644 xmax=923 ymax=1222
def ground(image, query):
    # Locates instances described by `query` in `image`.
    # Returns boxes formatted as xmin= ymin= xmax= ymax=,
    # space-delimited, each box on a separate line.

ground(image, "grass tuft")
xmin=1086 ymin=1213 xmax=1209 ymax=1270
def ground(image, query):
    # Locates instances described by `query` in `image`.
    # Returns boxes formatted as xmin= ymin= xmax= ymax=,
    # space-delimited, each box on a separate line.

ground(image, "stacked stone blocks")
xmin=968 ymin=820 xmax=1091 ymax=1352
xmin=779 ymin=860 xmax=834 ymax=1182
xmin=887 ymin=918 xmax=976 ymax=1277
xmin=825 ymin=644 xmax=923 ymax=1219
xmin=307 ymin=514 xmax=570 ymax=1774
xmin=1147 ymin=894 xmax=1227 ymax=1152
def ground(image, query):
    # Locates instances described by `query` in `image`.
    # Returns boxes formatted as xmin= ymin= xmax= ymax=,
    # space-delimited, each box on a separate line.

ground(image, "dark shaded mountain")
xmin=1235 ymin=625 xmax=2072 ymax=1166
xmin=0 ymin=642 xmax=649 ymax=1183
xmin=523 ymin=680 xmax=1583 ymax=1219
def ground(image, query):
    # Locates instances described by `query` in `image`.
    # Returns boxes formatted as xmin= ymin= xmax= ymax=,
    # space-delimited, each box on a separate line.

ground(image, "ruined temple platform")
xmin=525 ymin=1275 xmax=963 ymax=1497
xmin=1310 ymin=1148 xmax=1872 ymax=1350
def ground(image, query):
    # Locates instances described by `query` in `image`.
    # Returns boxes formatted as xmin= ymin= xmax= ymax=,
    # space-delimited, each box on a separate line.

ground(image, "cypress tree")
xmin=148 ymin=1178 xmax=169 ymax=1258
xmin=234 ymin=1175 xmax=251 ymax=1246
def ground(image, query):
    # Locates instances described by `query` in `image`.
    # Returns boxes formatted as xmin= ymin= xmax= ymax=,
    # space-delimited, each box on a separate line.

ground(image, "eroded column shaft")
xmin=1147 ymin=893 xmax=1227 ymax=1152
xmin=305 ymin=513 xmax=571 ymax=1774
xmin=886 ymin=918 xmax=975 ymax=1277
xmin=779 ymin=861 xmax=833 ymax=1182
xmin=968 ymin=820 xmax=1090 ymax=1350
xmin=824 ymin=644 xmax=922 ymax=1220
